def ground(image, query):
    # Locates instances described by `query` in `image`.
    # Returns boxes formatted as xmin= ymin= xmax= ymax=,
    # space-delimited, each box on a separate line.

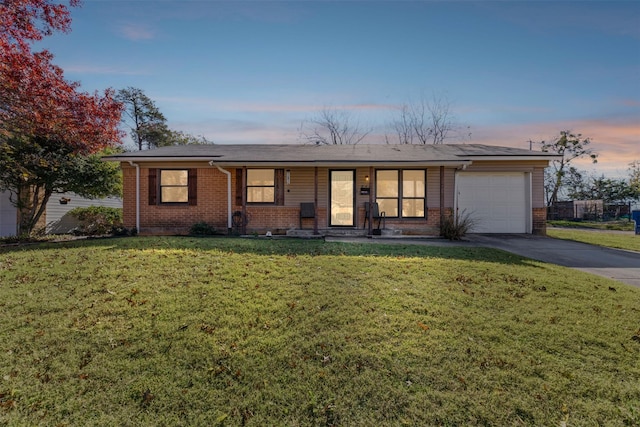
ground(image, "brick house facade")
xmin=107 ymin=144 xmax=559 ymax=236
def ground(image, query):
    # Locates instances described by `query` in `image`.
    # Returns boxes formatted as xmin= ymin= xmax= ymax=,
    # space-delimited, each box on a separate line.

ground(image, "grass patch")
xmin=0 ymin=234 xmax=77 ymax=245
xmin=1 ymin=237 xmax=639 ymax=426
xmin=548 ymin=220 xmax=635 ymax=232
xmin=548 ymin=228 xmax=640 ymax=252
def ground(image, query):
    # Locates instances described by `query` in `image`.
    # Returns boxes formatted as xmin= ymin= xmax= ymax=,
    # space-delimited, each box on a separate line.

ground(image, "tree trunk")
xmin=16 ymin=184 xmax=52 ymax=235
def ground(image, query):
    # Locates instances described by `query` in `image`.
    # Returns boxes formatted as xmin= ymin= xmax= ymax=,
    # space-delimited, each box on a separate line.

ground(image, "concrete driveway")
xmin=461 ymin=234 xmax=640 ymax=288
xmin=326 ymin=234 xmax=640 ymax=288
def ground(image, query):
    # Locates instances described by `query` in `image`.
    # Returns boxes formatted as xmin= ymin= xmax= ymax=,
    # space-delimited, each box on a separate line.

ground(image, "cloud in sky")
xmin=170 ymin=119 xmax=301 ymax=145
xmin=471 ymin=118 xmax=640 ymax=177
xmin=621 ymin=99 xmax=640 ymax=108
xmin=480 ymin=1 xmax=640 ymax=39
xmin=158 ymin=93 xmax=637 ymax=179
xmin=56 ymin=1 xmax=634 ymax=180
xmin=156 ymin=96 xmax=395 ymax=115
xmin=64 ymin=64 xmax=150 ymax=76
xmin=116 ymin=23 xmax=156 ymax=41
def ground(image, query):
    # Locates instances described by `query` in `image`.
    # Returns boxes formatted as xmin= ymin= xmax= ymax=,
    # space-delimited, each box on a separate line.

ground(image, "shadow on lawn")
xmin=0 ymin=235 xmax=542 ymax=267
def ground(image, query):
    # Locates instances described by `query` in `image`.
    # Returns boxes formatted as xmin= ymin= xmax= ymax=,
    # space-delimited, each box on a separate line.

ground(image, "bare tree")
xmin=391 ymin=104 xmax=415 ymax=144
xmin=299 ymin=107 xmax=371 ymax=145
xmin=390 ymin=92 xmax=464 ymax=144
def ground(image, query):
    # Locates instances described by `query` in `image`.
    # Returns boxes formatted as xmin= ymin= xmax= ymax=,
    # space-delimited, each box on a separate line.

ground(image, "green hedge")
xmin=69 ymin=206 xmax=125 ymax=235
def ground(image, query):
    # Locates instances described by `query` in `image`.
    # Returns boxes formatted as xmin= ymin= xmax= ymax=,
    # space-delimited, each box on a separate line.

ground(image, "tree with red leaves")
xmin=0 ymin=0 xmax=123 ymax=235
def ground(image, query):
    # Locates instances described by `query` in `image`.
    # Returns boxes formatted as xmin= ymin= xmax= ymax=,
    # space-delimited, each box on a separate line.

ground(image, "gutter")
xmin=128 ymin=161 xmax=140 ymax=232
xmin=209 ymin=162 xmax=232 ymax=233
xmin=460 ymin=155 xmax=564 ymax=161
xmin=104 ymin=156 xmax=474 ymax=168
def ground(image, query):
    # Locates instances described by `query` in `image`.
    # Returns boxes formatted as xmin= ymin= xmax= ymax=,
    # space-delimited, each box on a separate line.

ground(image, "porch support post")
xmin=314 ymin=167 xmax=319 ymax=235
xmin=368 ymin=166 xmax=374 ymax=236
xmin=242 ymin=166 xmax=247 ymax=235
xmin=128 ymin=161 xmax=140 ymax=232
xmin=439 ymin=166 xmax=445 ymax=234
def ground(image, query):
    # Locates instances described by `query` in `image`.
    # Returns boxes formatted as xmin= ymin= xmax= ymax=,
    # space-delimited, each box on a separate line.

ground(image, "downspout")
xmin=128 ymin=161 xmax=140 ymax=232
xmin=368 ymin=166 xmax=374 ymax=236
xmin=314 ymin=167 xmax=319 ymax=235
xmin=209 ymin=162 xmax=232 ymax=233
xmin=439 ymin=166 xmax=445 ymax=235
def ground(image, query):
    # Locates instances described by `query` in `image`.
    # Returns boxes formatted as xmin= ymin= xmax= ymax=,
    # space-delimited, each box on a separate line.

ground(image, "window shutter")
xmin=275 ymin=169 xmax=285 ymax=206
xmin=235 ymin=169 xmax=243 ymax=206
xmin=148 ymin=169 xmax=157 ymax=205
xmin=188 ymin=169 xmax=198 ymax=206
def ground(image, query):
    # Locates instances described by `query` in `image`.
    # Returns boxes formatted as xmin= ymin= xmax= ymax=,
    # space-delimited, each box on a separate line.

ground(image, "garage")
xmin=455 ymin=172 xmax=530 ymax=233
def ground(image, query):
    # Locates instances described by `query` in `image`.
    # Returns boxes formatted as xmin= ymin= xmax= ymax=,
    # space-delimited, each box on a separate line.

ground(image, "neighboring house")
xmin=0 ymin=190 xmax=122 ymax=237
xmin=0 ymin=191 xmax=18 ymax=237
xmin=104 ymin=144 xmax=561 ymax=236
xmin=45 ymin=193 xmax=123 ymax=234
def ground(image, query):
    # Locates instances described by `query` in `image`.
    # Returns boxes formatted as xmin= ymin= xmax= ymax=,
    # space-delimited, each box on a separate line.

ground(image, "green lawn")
xmin=548 ymin=228 xmax=640 ymax=252
xmin=1 ymin=237 xmax=639 ymax=426
xmin=548 ymin=220 xmax=635 ymax=232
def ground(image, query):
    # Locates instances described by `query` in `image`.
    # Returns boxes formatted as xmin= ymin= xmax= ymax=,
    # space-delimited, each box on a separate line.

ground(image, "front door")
xmin=330 ymin=170 xmax=355 ymax=226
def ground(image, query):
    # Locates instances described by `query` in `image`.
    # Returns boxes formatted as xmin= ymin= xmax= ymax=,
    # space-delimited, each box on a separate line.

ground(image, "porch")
xmin=286 ymin=227 xmax=403 ymax=238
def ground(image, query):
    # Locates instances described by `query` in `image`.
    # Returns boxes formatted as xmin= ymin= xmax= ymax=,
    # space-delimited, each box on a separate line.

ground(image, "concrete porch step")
xmin=325 ymin=229 xmax=368 ymax=237
xmin=286 ymin=229 xmax=320 ymax=237
xmin=286 ymin=228 xmax=402 ymax=237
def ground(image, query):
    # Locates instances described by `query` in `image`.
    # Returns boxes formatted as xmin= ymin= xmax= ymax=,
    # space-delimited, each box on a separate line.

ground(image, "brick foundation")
xmin=532 ymin=207 xmax=547 ymax=235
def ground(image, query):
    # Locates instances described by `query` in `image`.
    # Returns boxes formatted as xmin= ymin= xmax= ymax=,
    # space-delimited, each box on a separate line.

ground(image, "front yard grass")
xmin=548 ymin=228 xmax=640 ymax=252
xmin=1 ymin=237 xmax=639 ymax=426
xmin=547 ymin=220 xmax=635 ymax=232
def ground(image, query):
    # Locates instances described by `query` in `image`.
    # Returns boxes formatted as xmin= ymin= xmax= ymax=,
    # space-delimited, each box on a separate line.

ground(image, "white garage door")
xmin=456 ymin=172 xmax=529 ymax=233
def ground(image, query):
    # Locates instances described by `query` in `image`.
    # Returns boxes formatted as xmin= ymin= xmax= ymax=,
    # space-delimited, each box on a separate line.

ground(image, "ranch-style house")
xmin=104 ymin=144 xmax=560 ymax=236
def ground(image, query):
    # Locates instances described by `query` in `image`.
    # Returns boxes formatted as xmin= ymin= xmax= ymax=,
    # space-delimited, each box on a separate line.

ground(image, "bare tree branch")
xmin=390 ymin=92 xmax=465 ymax=144
xmin=298 ymin=107 xmax=371 ymax=145
xmin=391 ymin=104 xmax=414 ymax=144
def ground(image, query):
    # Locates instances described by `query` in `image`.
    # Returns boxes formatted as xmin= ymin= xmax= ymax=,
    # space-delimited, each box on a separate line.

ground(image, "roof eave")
xmin=105 ymin=157 xmax=474 ymax=167
xmin=466 ymin=155 xmax=563 ymax=161
xmin=209 ymin=160 xmax=474 ymax=167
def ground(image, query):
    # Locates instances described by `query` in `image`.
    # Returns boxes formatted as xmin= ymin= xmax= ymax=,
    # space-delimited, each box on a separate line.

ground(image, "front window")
xmin=402 ymin=170 xmax=425 ymax=217
xmin=160 ymin=170 xmax=189 ymax=203
xmin=376 ymin=170 xmax=399 ymax=217
xmin=376 ymin=169 xmax=425 ymax=218
xmin=247 ymin=169 xmax=275 ymax=203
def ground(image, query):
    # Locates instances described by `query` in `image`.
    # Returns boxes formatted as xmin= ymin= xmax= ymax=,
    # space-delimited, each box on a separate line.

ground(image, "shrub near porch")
xmin=0 ymin=237 xmax=638 ymax=425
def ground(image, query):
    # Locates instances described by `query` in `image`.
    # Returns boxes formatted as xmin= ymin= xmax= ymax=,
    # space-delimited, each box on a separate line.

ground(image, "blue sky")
xmin=37 ymin=0 xmax=639 ymax=176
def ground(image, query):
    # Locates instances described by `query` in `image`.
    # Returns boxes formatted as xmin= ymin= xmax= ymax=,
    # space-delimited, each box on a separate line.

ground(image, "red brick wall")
xmin=355 ymin=207 xmax=442 ymax=235
xmin=532 ymin=207 xmax=547 ymax=235
xmin=122 ymin=164 xmax=542 ymax=236
xmin=240 ymin=206 xmax=329 ymax=234
xmin=122 ymin=167 xmax=136 ymax=228
xmin=122 ymin=165 xmax=449 ymax=236
xmin=124 ymin=166 xmax=230 ymax=235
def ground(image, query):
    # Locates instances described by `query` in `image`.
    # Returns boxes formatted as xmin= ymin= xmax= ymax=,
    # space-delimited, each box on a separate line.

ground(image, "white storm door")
xmin=330 ymin=170 xmax=355 ymax=226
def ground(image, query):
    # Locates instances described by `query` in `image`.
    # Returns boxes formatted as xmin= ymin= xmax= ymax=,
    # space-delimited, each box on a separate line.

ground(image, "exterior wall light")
xmin=360 ymin=175 xmax=370 ymax=195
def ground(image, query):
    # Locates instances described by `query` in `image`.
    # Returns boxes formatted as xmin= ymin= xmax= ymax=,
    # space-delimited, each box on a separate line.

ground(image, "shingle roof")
xmin=104 ymin=143 xmax=560 ymax=166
